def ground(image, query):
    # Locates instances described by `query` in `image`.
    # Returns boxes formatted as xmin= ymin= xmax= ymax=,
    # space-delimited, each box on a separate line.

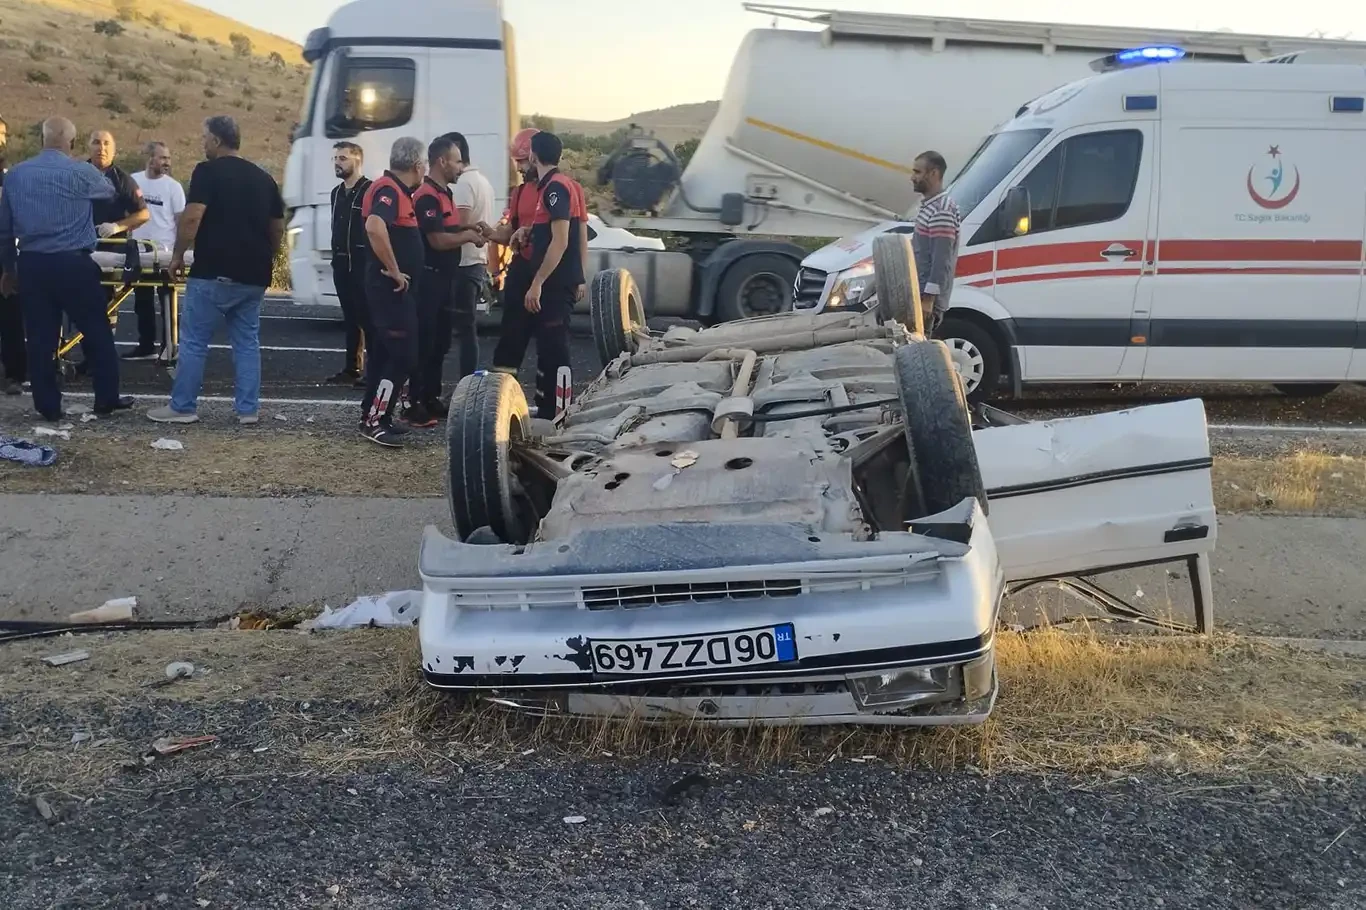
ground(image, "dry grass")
xmin=3 ymin=626 xmax=1362 ymax=794
xmin=6 ymin=431 xmax=1366 ymax=517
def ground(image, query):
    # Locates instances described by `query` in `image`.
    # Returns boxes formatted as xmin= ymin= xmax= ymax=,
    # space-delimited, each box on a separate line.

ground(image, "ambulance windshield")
xmin=947 ymin=128 xmax=1050 ymax=218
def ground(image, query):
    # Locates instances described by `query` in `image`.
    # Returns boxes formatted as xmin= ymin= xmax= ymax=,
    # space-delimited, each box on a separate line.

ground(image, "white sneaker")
xmin=238 ymin=413 xmax=259 ymax=425
xmin=146 ymin=406 xmax=199 ymax=424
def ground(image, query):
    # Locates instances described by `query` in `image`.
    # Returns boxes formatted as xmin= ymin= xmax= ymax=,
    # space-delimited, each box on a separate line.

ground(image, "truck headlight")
xmin=827 ymin=259 xmax=874 ymax=309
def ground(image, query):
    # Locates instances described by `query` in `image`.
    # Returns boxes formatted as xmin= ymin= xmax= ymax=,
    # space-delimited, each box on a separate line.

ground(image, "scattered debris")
xmin=301 ymin=591 xmax=420 ymax=631
xmin=252 ymin=746 xmax=269 ymax=754
xmin=274 ymin=414 xmax=288 ymax=422
xmin=325 ymin=885 xmax=341 ymax=897
xmin=151 ymin=735 xmax=217 ymax=756
xmin=67 ymin=404 xmax=90 ymax=416
xmin=41 ymin=650 xmax=90 ymax=667
xmin=662 ymin=770 xmax=710 ymax=805
xmin=34 ymin=795 xmax=55 ymax=821
xmin=144 ymin=661 xmax=195 ymax=689
xmin=197 ymin=900 xmax=211 ymax=908
xmin=151 ymin=438 xmax=184 ymax=451
xmin=0 ymin=435 xmax=58 ymax=467
xmin=670 ymin=450 xmax=699 ymax=469
xmin=813 ymin=806 xmax=834 ymax=818
xmin=32 ymin=425 xmax=71 ymax=440
xmin=70 ymin=732 xmax=92 ymax=745
xmin=80 ymin=412 xmax=98 ymax=424
xmin=70 ymin=597 xmax=137 ymax=623
xmin=563 ymin=815 xmax=587 ymax=825
xmin=305 ymin=416 xmax=315 ymax=424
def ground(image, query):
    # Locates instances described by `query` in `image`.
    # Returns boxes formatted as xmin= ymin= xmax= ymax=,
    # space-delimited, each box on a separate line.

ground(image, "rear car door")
xmin=981 ymin=125 xmax=1154 ymax=381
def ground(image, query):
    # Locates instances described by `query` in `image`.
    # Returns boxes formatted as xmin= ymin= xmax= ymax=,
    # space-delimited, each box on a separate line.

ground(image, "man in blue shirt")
xmin=0 ymin=116 xmax=135 ymax=420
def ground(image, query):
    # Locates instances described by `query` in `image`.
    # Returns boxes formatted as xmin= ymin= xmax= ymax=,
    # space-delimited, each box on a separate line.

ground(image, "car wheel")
xmin=715 ymin=253 xmax=797 ymax=322
xmin=871 ymin=234 xmax=924 ymax=335
xmin=1273 ymin=382 xmax=1339 ymax=398
xmin=895 ymin=339 xmax=987 ymax=517
xmin=445 ymin=370 xmax=534 ymax=544
xmin=590 ymin=268 xmax=646 ymax=369
xmin=936 ymin=317 xmax=1002 ymax=404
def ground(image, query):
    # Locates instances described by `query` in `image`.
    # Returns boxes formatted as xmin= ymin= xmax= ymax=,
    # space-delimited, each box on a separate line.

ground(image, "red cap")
xmin=510 ymin=127 xmax=539 ymax=162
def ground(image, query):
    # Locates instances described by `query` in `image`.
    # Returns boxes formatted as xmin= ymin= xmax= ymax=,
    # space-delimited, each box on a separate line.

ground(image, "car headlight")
xmin=826 ymin=258 xmax=873 ymax=309
xmin=848 ymin=665 xmax=955 ymax=709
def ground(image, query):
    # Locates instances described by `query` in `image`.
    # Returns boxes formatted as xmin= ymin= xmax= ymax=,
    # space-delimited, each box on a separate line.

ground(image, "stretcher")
xmin=56 ymin=239 xmax=191 ymax=375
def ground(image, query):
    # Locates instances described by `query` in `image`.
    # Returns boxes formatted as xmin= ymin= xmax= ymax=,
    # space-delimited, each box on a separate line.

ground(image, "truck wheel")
xmin=936 ymin=317 xmax=1002 ymax=404
xmin=1274 ymin=383 xmax=1339 ymax=398
xmin=715 ymin=253 xmax=797 ymax=322
xmin=872 ymin=234 xmax=924 ymax=335
xmin=895 ymin=339 xmax=987 ymax=517
xmin=446 ymin=371 xmax=534 ymax=544
xmin=590 ymin=268 xmax=646 ymax=368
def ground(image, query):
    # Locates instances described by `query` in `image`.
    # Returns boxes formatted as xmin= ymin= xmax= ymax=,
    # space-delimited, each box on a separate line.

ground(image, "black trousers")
xmin=132 ymin=284 xmax=168 ymax=349
xmin=414 ymin=263 xmax=482 ymax=407
xmin=0 ymin=291 xmax=25 ymax=382
xmin=491 ymin=270 xmax=573 ymax=420
xmin=332 ymin=255 xmax=372 ymax=374
xmin=360 ymin=274 xmax=419 ymax=428
xmin=20 ymin=251 xmax=121 ymax=418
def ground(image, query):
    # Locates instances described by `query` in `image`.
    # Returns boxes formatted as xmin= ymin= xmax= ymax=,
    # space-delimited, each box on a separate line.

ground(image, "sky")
xmin=197 ymin=0 xmax=1366 ymax=121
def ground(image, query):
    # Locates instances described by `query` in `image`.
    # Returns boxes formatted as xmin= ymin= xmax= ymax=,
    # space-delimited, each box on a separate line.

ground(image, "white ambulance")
xmin=796 ymin=46 xmax=1366 ymax=402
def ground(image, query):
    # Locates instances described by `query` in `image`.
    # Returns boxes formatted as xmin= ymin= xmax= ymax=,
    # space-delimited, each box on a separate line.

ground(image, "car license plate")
xmin=589 ymin=623 xmax=798 ymax=675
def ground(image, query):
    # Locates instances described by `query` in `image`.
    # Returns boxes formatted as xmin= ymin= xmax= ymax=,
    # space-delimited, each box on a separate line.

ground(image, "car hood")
xmin=800 ymin=221 xmax=913 ymax=274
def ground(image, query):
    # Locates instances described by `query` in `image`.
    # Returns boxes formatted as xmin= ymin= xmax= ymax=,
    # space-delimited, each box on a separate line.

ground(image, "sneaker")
xmin=404 ymin=403 xmax=438 ymax=429
xmin=238 ymin=413 xmax=259 ymax=426
xmin=380 ymin=417 xmax=410 ymax=437
xmin=94 ymin=395 xmax=136 ymax=416
xmin=359 ymin=421 xmax=403 ymax=448
xmin=326 ymin=369 xmax=360 ymax=385
xmin=147 ymin=405 xmax=199 ymax=424
xmin=122 ymin=346 xmax=158 ymax=361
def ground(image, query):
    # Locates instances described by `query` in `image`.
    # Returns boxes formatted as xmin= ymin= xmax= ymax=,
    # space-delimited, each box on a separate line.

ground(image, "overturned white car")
xmin=418 ymin=236 xmax=1217 ymax=725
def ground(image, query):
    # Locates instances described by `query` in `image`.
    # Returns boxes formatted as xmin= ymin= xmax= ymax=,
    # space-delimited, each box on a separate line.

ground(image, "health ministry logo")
xmin=1246 ymin=145 xmax=1301 ymax=210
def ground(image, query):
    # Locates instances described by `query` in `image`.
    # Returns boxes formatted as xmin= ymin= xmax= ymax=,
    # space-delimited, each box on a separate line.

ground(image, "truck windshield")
xmin=946 ymin=129 xmax=1050 ymax=218
xmin=293 ymin=58 xmax=324 ymax=141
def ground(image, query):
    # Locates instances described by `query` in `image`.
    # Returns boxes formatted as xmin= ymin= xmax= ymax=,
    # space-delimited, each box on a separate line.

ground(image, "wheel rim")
xmin=943 ymin=336 xmax=985 ymax=393
xmin=737 ymin=272 xmax=790 ymax=317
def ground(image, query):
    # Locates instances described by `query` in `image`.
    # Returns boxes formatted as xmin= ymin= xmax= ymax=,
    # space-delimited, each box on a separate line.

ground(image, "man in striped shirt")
xmin=910 ymin=150 xmax=960 ymax=336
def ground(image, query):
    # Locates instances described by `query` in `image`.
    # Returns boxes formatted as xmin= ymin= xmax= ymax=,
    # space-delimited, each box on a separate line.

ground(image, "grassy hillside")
xmin=539 ymin=101 xmax=719 ymax=146
xmin=0 ymin=0 xmax=307 ymax=178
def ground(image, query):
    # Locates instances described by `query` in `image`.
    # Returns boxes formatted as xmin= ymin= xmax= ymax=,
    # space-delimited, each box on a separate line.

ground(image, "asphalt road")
xmin=88 ymin=299 xmax=1366 ymax=428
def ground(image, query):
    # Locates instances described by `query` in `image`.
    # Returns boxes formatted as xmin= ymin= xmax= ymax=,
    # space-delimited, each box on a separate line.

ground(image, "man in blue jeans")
xmin=148 ymin=116 xmax=284 ymax=425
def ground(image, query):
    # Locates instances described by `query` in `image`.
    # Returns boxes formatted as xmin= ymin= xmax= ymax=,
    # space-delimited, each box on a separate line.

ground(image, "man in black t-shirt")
xmin=147 ymin=116 xmax=285 ymax=426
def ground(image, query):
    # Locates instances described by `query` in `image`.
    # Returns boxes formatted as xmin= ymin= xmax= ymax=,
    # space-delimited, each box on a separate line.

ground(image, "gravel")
xmin=2 ymin=697 xmax=1362 ymax=909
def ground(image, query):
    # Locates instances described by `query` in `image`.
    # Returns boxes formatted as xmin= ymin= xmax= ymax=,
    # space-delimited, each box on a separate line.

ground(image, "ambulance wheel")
xmin=936 ymin=317 xmax=1001 ymax=404
xmin=446 ymin=371 xmax=535 ymax=545
xmin=872 ymin=233 xmax=925 ymax=335
xmin=1274 ymin=383 xmax=1339 ymax=398
xmin=895 ymin=339 xmax=987 ymax=517
xmin=590 ymin=268 xmax=646 ymax=368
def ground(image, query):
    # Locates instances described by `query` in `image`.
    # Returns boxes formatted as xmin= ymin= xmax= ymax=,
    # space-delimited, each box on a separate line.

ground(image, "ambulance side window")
xmin=325 ymin=56 xmax=416 ymax=138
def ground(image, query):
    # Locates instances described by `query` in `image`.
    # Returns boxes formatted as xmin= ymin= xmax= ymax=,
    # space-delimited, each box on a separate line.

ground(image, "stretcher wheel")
xmin=872 ymin=233 xmax=924 ymax=335
xmin=895 ymin=339 xmax=986 ymax=517
xmin=445 ymin=370 xmax=535 ymax=544
xmin=590 ymin=268 xmax=646 ymax=369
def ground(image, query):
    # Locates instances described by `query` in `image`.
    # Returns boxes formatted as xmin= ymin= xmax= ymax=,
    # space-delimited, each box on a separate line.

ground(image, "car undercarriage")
xmin=418 ymin=236 xmax=1218 ymax=726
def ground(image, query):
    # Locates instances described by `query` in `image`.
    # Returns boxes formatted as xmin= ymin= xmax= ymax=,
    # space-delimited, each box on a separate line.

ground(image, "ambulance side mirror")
xmin=999 ymin=185 xmax=1032 ymax=237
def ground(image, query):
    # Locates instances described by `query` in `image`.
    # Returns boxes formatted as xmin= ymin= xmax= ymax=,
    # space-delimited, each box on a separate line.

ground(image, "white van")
xmin=796 ymin=47 xmax=1366 ymax=402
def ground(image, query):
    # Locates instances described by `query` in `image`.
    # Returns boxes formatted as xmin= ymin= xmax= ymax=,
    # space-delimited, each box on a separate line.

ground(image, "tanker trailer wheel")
xmin=895 ymin=339 xmax=987 ymax=517
xmin=872 ymin=234 xmax=925 ymax=335
xmin=446 ymin=370 xmax=535 ymax=544
xmin=590 ymin=268 xmax=646 ymax=369
xmin=715 ymin=253 xmax=797 ymax=322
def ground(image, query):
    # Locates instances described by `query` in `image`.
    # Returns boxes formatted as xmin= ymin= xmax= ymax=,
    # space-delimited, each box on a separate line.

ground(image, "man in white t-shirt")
xmin=126 ymin=141 xmax=186 ymax=359
xmin=447 ymin=132 xmax=495 ymax=385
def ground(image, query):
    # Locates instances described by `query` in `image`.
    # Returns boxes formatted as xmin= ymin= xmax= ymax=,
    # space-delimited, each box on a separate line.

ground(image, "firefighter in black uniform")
xmin=358 ymin=137 xmax=426 ymax=448
xmin=407 ymin=135 xmax=484 ymax=428
xmin=521 ymin=132 xmax=585 ymax=421
xmin=327 ymin=141 xmax=373 ymax=387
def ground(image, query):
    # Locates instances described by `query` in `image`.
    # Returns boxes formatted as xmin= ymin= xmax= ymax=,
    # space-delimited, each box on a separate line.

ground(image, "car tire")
xmin=1273 ymin=382 xmax=1339 ymax=398
xmin=715 ymin=253 xmax=797 ymax=322
xmin=936 ymin=316 xmax=1002 ymax=404
xmin=590 ymin=268 xmax=646 ymax=369
xmin=872 ymin=233 xmax=924 ymax=335
xmin=895 ymin=339 xmax=987 ymax=517
xmin=445 ymin=370 xmax=534 ymax=544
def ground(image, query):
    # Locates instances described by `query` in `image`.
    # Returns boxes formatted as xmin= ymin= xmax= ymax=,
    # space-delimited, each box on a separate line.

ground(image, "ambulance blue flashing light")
xmin=1092 ymin=45 xmax=1187 ymax=72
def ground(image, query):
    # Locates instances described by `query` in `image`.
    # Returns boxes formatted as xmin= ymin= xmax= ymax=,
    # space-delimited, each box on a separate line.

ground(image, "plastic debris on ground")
xmin=70 ymin=597 xmax=137 ymax=623
xmin=301 ymin=590 xmax=421 ymax=631
xmin=151 ymin=734 xmax=217 ymax=756
xmin=0 ymin=435 xmax=58 ymax=467
xmin=563 ymin=815 xmax=587 ymax=825
xmin=31 ymin=425 xmax=71 ymax=440
xmin=41 ymin=650 xmax=90 ymax=667
xmin=151 ymin=438 xmax=184 ymax=451
xmin=80 ymin=412 xmax=98 ymax=423
xmin=144 ymin=661 xmax=196 ymax=689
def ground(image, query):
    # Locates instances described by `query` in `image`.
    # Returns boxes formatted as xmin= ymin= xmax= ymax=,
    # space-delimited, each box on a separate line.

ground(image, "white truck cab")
xmin=798 ymin=46 xmax=1366 ymax=402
